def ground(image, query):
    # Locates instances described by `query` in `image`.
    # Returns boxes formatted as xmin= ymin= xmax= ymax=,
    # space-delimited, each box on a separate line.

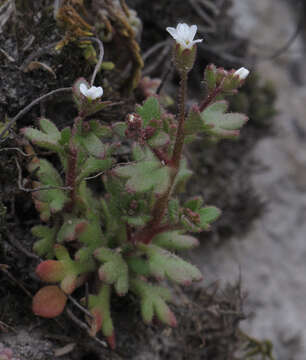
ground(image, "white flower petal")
xmin=79 ymin=84 xmax=103 ymax=100
xmin=166 ymin=23 xmax=203 ymax=50
xmin=94 ymin=86 xmax=103 ymax=98
xmin=166 ymin=27 xmax=180 ymax=41
xmin=80 ymin=83 xmax=88 ymax=96
xmin=234 ymin=67 xmax=250 ymax=80
xmin=189 ymin=25 xmax=197 ymax=41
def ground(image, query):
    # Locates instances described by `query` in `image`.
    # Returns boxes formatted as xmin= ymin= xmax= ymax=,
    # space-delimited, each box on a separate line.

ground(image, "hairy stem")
xmin=135 ymin=72 xmax=188 ymax=244
xmin=65 ymin=143 xmax=78 ymax=212
xmin=198 ymin=79 xmax=225 ymax=112
xmin=171 ymin=71 xmax=187 ymax=169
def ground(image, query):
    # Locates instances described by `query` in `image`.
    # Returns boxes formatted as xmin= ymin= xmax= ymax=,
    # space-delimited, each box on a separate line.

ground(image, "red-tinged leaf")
xmin=32 ymin=286 xmax=67 ymax=318
xmin=57 ymin=219 xmax=88 ymax=243
xmin=36 ymin=260 xmax=65 ymax=282
xmin=88 ymin=308 xmax=103 ymax=336
xmin=201 ymin=101 xmax=248 ymax=139
xmin=107 ymin=333 xmax=116 ymax=350
xmin=60 ymin=274 xmax=77 ymax=294
xmin=155 ymin=305 xmax=177 ymax=327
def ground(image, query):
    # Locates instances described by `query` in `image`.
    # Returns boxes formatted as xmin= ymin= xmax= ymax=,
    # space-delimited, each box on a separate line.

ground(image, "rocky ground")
xmin=192 ymin=1 xmax=306 ymax=359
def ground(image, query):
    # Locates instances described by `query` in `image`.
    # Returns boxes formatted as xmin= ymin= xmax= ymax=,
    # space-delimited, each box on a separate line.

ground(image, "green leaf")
xmin=198 ymin=206 xmax=221 ymax=229
xmin=152 ymin=231 xmax=199 ymax=250
xmin=204 ymin=64 xmax=217 ymax=92
xmin=33 ymin=187 xmax=69 ymax=214
xmin=173 ymin=158 xmax=193 ymax=193
xmin=112 ymin=122 xmax=127 ymax=137
xmin=80 ymin=132 xmax=106 ymax=158
xmin=39 ymin=118 xmax=61 ymax=140
xmin=32 ymin=225 xmax=57 ymax=258
xmin=130 ymin=278 xmax=176 ymax=326
xmin=126 ymin=256 xmax=150 ymax=276
xmin=22 ymin=128 xmax=60 ymax=152
xmin=201 ymin=101 xmax=248 ymax=139
xmin=139 ymin=244 xmax=202 ymax=285
xmin=184 ymin=106 xmax=207 ymax=136
xmin=59 ymin=127 xmax=71 ymax=145
xmin=94 ymin=247 xmax=129 ymax=296
xmin=87 ymin=285 xmax=114 ymax=342
xmin=114 ymin=159 xmax=171 ymax=195
xmin=122 ymin=214 xmax=151 ymax=227
xmin=89 ymin=120 xmax=112 ymax=138
xmin=136 ymin=97 xmax=160 ymax=127
xmin=28 ymin=159 xmax=63 ymax=187
xmin=168 ymin=198 xmax=180 ymax=224
xmin=57 ymin=218 xmax=88 ymax=243
xmin=147 ymin=131 xmax=170 ymax=148
xmin=184 ymin=196 xmax=204 ymax=212
xmin=22 ymin=118 xmax=62 ymax=151
xmin=77 ymin=157 xmax=112 ymax=183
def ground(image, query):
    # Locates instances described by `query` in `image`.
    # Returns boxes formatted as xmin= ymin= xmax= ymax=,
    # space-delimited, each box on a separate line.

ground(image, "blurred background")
xmin=189 ymin=1 xmax=306 ymax=359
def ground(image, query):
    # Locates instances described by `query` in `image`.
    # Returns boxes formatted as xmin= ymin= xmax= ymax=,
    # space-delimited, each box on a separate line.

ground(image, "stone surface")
xmin=192 ymin=0 xmax=306 ymax=359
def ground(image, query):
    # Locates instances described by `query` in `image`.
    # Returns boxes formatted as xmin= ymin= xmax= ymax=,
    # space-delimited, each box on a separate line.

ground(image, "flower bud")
xmin=234 ymin=67 xmax=250 ymax=80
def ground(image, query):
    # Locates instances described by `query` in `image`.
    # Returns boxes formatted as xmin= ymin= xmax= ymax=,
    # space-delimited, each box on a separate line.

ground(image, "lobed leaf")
xmin=31 ymin=225 xmax=57 ymax=258
xmin=114 ymin=159 xmax=171 ymax=195
xmin=28 ymin=159 xmax=63 ymax=187
xmin=198 ymin=206 xmax=221 ymax=230
xmin=77 ymin=157 xmax=113 ymax=183
xmin=201 ymin=101 xmax=248 ymax=139
xmin=94 ymin=247 xmax=129 ymax=296
xmin=130 ymin=278 xmax=176 ymax=327
xmin=87 ymin=285 xmax=115 ymax=348
xmin=152 ymin=231 xmax=199 ymax=250
xmin=136 ymin=97 xmax=160 ymax=127
xmin=139 ymin=244 xmax=202 ymax=285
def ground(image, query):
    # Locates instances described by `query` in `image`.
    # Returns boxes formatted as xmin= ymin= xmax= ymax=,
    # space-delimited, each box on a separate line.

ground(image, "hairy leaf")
xmin=94 ymin=247 xmax=129 ymax=295
xmin=201 ymin=101 xmax=248 ymax=139
xmin=136 ymin=97 xmax=160 ymax=127
xmin=130 ymin=278 xmax=176 ymax=326
xmin=152 ymin=231 xmax=199 ymax=250
xmin=139 ymin=244 xmax=202 ymax=285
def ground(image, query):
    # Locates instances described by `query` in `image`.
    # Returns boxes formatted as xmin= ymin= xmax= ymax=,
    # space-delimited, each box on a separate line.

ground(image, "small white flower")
xmin=234 ymin=67 xmax=250 ymax=80
xmin=166 ymin=23 xmax=203 ymax=49
xmin=80 ymin=83 xmax=103 ymax=100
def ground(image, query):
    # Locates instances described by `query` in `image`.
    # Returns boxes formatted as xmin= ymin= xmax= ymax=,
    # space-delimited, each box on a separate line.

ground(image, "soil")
xmin=0 ymin=0 xmax=276 ymax=359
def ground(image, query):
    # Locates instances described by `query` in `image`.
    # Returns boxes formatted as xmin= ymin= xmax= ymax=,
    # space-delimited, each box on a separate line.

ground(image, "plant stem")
xmin=134 ymin=72 xmax=188 ymax=244
xmin=198 ymin=79 xmax=225 ymax=112
xmin=65 ymin=143 xmax=78 ymax=212
xmin=171 ymin=71 xmax=187 ymax=169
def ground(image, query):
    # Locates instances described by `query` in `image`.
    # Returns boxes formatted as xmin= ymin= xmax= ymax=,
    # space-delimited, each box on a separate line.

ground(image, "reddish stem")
xmin=65 ymin=143 xmax=78 ymax=212
xmin=171 ymin=72 xmax=187 ymax=169
xmin=198 ymin=79 xmax=225 ymax=112
xmin=135 ymin=72 xmax=188 ymax=244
